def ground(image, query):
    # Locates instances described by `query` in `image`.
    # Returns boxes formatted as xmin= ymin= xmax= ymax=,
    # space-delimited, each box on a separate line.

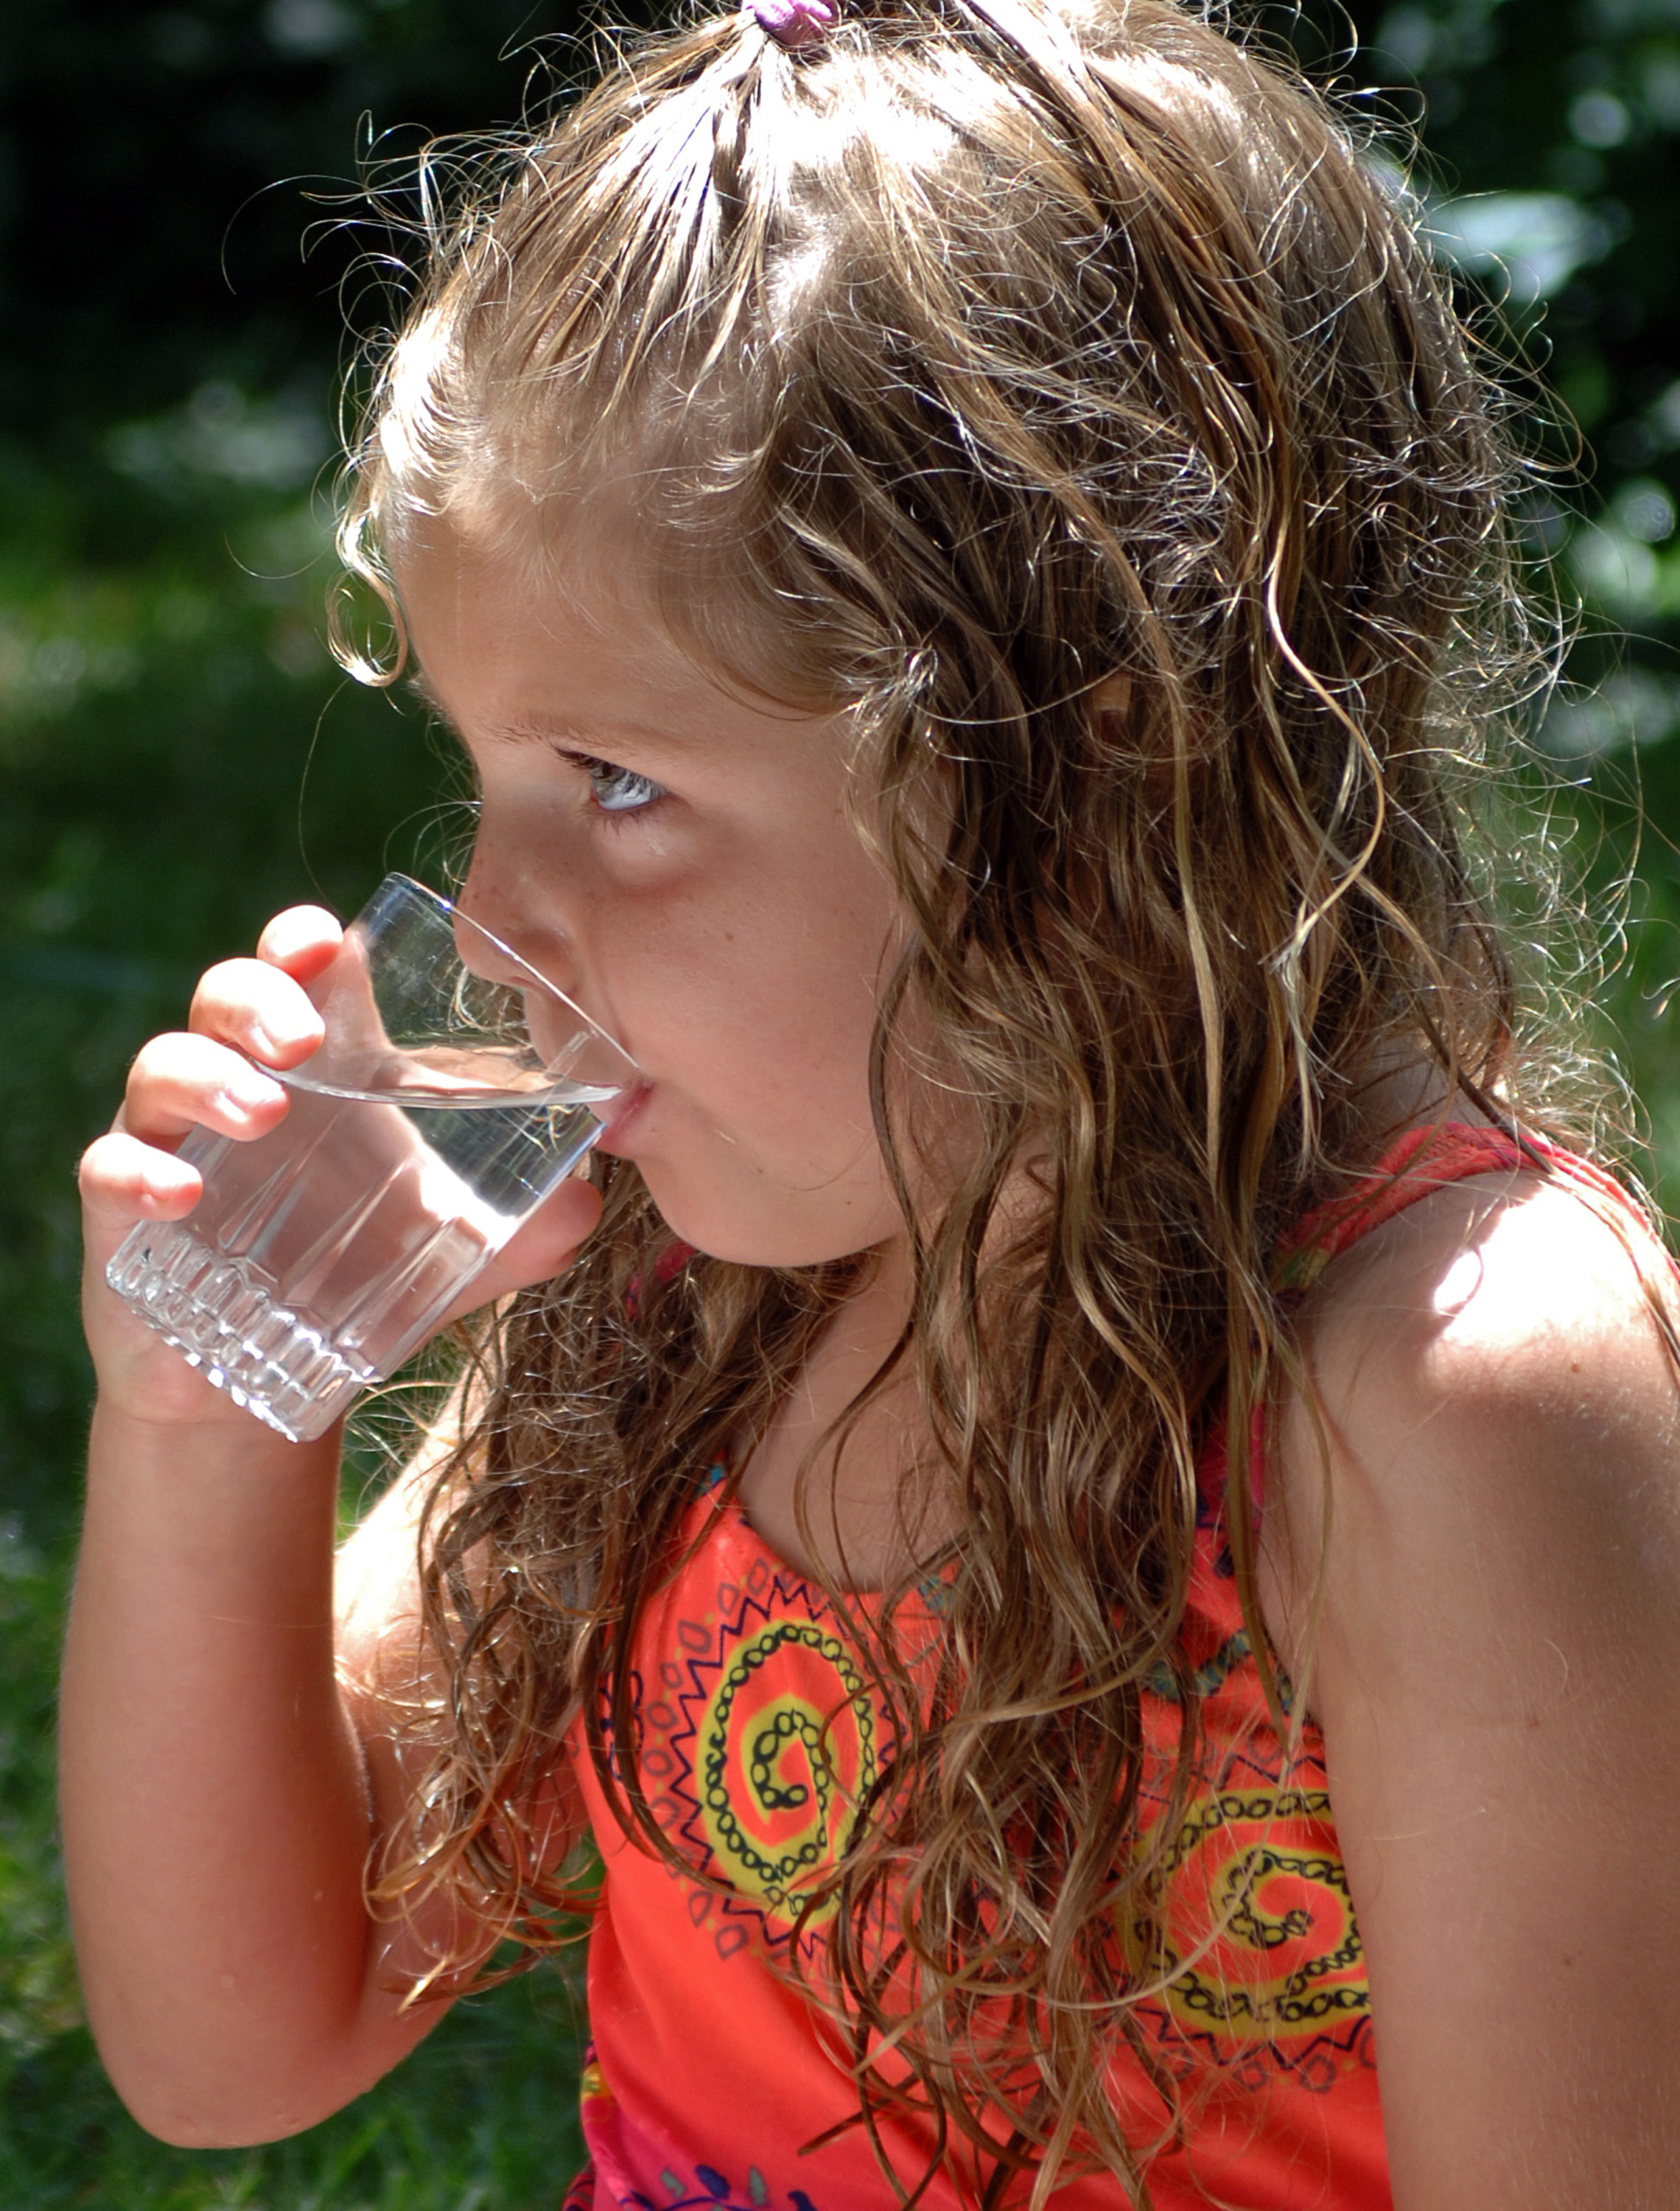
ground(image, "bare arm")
xmin=61 ymin=907 xmax=598 ymax=2146
xmin=1266 ymin=1171 xmax=1680 ymax=2207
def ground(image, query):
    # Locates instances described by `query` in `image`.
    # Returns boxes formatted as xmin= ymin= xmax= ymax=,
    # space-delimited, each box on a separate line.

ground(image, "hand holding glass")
xmin=106 ymin=875 xmax=637 ymax=1442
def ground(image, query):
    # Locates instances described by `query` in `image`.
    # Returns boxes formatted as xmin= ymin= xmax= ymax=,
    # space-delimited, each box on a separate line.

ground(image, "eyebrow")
xmin=500 ymin=716 xmax=696 ymax=755
xmin=408 ymin=672 xmax=693 ymax=758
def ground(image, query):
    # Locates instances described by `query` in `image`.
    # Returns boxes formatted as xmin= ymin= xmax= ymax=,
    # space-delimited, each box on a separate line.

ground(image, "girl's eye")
xmin=580 ymin=756 xmax=665 ymax=815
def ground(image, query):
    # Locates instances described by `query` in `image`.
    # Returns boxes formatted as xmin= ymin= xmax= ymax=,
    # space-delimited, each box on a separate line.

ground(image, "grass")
xmin=0 ymin=1970 xmax=587 ymax=2211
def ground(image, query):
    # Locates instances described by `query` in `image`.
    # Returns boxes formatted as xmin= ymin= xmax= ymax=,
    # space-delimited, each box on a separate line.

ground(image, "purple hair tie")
xmin=754 ymin=0 xmax=836 ymax=50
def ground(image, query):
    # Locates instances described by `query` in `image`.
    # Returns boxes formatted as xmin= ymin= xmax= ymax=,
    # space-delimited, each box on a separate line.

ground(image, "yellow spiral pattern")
xmin=694 ymin=1617 xmax=878 ymax=1930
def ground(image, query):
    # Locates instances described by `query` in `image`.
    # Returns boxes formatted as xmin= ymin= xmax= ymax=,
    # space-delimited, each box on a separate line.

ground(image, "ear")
xmin=1089 ymin=670 xmax=1180 ymax=816
xmin=1090 ymin=672 xmax=1132 ymax=726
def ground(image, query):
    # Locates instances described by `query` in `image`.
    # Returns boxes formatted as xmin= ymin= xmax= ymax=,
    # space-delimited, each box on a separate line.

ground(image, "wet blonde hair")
xmin=337 ymin=0 xmax=1595 ymax=2198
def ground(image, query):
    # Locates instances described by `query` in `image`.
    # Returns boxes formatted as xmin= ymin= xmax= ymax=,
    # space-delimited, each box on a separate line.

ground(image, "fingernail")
xmin=251 ymin=1021 xmax=312 ymax=1061
xmin=223 ymin=1070 xmax=284 ymax=1116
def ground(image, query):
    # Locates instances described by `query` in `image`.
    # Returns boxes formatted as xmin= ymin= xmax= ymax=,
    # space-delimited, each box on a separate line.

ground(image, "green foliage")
xmin=0 ymin=25 xmax=529 ymax=2166
xmin=1333 ymin=0 xmax=1680 ymax=731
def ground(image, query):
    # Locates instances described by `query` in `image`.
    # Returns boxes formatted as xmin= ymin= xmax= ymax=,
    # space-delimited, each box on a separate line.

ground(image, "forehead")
xmin=382 ymin=413 xmax=849 ymax=702
xmin=391 ymin=519 xmax=853 ymax=769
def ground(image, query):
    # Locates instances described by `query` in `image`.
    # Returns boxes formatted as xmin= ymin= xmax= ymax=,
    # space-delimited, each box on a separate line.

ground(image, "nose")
xmin=448 ymin=890 xmax=634 ymax=1087
xmin=456 ymin=806 xmax=580 ymax=999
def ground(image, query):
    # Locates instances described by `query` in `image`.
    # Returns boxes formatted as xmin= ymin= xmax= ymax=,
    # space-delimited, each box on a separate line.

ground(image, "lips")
xmin=595 ymin=1080 xmax=652 ymax=1150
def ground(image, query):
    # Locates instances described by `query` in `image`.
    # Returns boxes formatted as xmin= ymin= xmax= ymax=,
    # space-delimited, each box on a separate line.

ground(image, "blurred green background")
xmin=3 ymin=0 xmax=1679 ymax=2202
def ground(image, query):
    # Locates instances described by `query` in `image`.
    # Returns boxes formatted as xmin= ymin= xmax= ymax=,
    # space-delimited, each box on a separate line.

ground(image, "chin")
xmin=634 ymin=1166 xmax=892 ymax=1271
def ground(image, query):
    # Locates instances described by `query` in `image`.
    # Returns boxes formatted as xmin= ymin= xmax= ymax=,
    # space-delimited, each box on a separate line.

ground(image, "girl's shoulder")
xmin=1259 ymin=1122 xmax=1680 ymax=1697
xmin=1267 ymin=1131 xmax=1680 ymax=1618
xmin=1284 ymin=1134 xmax=1679 ymax=1461
xmin=1260 ymin=1119 xmax=1680 ymax=1717
xmin=1264 ymin=1114 xmax=1680 ymax=1716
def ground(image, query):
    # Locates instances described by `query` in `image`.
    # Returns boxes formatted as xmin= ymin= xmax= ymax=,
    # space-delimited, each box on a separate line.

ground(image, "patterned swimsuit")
xmin=559 ymin=1125 xmax=1635 ymax=2210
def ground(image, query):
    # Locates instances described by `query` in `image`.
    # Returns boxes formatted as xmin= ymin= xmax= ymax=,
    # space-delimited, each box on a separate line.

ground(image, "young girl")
xmin=62 ymin=1 xmax=1680 ymax=2204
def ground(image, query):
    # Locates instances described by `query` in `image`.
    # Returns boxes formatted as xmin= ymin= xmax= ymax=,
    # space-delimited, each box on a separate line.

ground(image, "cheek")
xmin=620 ymin=856 xmax=900 ymax=1137
xmin=637 ymin=888 xmax=884 ymax=1091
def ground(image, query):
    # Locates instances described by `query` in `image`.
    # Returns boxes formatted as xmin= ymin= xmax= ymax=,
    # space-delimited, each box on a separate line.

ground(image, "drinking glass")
xmin=106 ymin=873 xmax=637 ymax=1442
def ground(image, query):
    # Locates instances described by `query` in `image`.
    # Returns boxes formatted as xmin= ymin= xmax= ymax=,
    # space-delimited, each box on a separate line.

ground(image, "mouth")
xmin=595 ymin=1080 xmax=652 ymax=1150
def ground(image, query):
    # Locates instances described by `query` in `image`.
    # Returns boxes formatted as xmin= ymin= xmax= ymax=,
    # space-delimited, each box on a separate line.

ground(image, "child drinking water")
xmin=63 ymin=0 xmax=1680 ymax=2203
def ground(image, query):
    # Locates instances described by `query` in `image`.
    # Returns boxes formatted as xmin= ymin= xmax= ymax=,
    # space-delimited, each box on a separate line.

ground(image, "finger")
xmin=122 ymin=1032 xmax=290 ymax=1147
xmin=189 ymin=959 xmax=326 ymax=1071
xmin=452 ymin=1176 xmax=605 ymax=1316
xmin=80 ymin=1129 xmax=204 ymax=1237
xmin=256 ymin=904 xmax=343 ymax=983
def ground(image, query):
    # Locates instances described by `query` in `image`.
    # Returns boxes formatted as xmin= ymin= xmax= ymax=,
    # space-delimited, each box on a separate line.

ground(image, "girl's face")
xmin=393 ymin=524 xmax=911 ymax=1268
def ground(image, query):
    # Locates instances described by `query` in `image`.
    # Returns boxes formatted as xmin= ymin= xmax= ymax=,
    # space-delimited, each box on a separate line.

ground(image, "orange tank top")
xmin=561 ymin=1125 xmax=1635 ymax=2210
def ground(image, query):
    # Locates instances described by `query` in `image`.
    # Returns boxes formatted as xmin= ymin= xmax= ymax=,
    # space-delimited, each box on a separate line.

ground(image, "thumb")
xmin=455 ymin=1173 xmax=605 ymax=1315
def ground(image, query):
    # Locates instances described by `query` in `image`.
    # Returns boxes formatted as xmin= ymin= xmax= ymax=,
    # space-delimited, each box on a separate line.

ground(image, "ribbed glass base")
xmin=106 ymin=1221 xmax=375 ymax=1444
